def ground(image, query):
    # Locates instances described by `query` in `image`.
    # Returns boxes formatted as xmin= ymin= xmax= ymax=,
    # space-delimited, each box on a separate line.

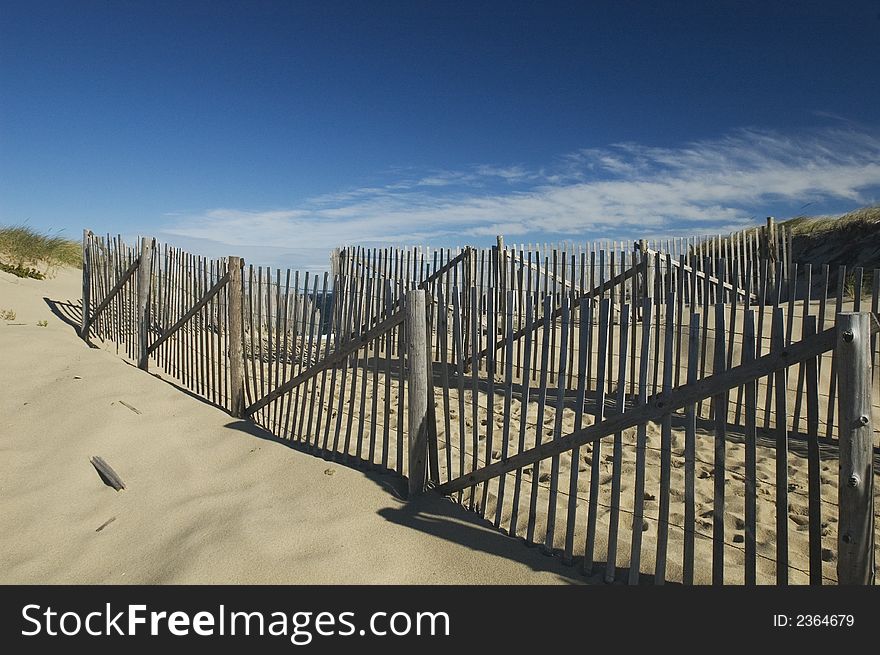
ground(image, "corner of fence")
xmin=136 ymin=236 xmax=155 ymax=371
xmin=227 ymin=255 xmax=246 ymax=419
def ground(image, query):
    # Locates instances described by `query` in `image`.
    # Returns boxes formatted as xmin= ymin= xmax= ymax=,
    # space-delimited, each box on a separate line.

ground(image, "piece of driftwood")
xmin=90 ymin=456 xmax=125 ymax=491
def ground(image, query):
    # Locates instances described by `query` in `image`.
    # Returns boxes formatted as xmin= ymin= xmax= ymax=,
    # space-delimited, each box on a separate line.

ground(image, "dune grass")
xmin=0 ymin=224 xmax=81 ymax=279
xmin=781 ymin=205 xmax=880 ymax=236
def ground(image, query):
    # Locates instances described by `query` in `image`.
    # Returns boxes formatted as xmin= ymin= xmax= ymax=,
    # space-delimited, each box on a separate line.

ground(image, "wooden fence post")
xmin=836 ymin=312 xmax=875 ymax=584
xmin=406 ymin=289 xmax=433 ymax=497
xmin=228 ymin=256 xmax=246 ymax=418
xmin=81 ymin=229 xmax=91 ymax=339
xmin=137 ymin=236 xmax=153 ymax=370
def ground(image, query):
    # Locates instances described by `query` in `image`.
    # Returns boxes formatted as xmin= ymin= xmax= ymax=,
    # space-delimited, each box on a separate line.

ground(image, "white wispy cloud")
xmin=158 ymin=125 xmax=880 ymax=268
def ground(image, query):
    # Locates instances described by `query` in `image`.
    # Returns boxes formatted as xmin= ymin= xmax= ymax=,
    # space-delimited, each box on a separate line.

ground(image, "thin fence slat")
xmin=527 ymin=295 xmax=553 ymax=544
xmin=210 ymin=260 xmax=220 ymax=406
xmin=304 ymin=273 xmax=327 ymax=448
xmin=382 ymin=280 xmax=394 ymax=470
xmin=452 ymin=287 xmax=468 ymax=506
xmin=734 ymin=261 xmax=754 ymax=426
xmin=396 ymin=282 xmax=406 ymax=476
xmin=509 ymin=294 xmax=533 ymax=537
xmin=675 ymin=254 xmax=685 ymax=388
xmin=563 ymin=297 xmax=590 ymax=565
xmin=331 ymin=271 xmax=354 ymax=455
xmin=367 ymin=281 xmax=382 ymax=467
xmin=568 ymin=254 xmax=578 ymax=391
xmin=772 ymin=306 xmax=789 ymax=585
xmin=682 ymin=314 xmax=700 ymax=585
xmin=629 ymin=298 xmax=653 ymax=585
xmin=544 ymin=295 xmax=570 ymax=553
xmin=280 ymin=269 xmax=297 ymax=436
xmin=294 ymin=272 xmax=314 ymax=441
xmin=583 ymin=297 xmax=611 ymax=574
xmin=245 ymin=265 xmax=257 ymax=409
xmin=494 ymin=290 xmax=515 ymax=528
xmin=711 ymin=300 xmax=727 ymax=585
xmin=317 ymin=273 xmax=338 ymax=451
xmin=469 ymin=286 xmax=481 ymax=511
xmin=698 ymin=258 xmax=711 ymax=416
xmin=655 ymin=291 xmax=676 ymax=585
xmin=762 ymin=263 xmax=784 ymax=430
xmin=804 ymin=315 xmax=822 ymax=585
xmin=257 ymin=265 xmax=267 ymax=425
xmin=872 ymin=269 xmax=879 ymax=393
xmin=549 ymin=252 xmax=558 ymax=385
xmin=480 ymin=293 xmax=496 ymax=517
xmin=791 ymin=264 xmax=811 ymax=431
xmin=343 ymin=271 xmax=365 ymax=458
xmin=355 ymin=278 xmax=375 ymax=461
xmin=825 ymin=265 xmax=846 ymax=438
xmin=604 ymin=302 xmax=630 ymax=582
xmin=743 ymin=310 xmax=757 ymax=585
xmin=271 ymin=268 xmax=284 ymax=431
xmin=439 ymin=285 xmax=454 ymax=486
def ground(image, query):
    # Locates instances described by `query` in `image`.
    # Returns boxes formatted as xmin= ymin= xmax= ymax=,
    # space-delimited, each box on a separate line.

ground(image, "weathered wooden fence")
xmin=80 ymin=225 xmax=877 ymax=585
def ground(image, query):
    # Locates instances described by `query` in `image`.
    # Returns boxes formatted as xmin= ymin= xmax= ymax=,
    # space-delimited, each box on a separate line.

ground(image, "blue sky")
xmin=2 ymin=1 xmax=879 ymax=269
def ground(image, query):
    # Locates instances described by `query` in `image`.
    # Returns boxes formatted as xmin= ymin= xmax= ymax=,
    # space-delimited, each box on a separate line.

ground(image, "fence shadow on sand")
xmin=43 ymin=296 xmax=88 ymax=336
xmin=223 ymin=417 xmax=641 ymax=585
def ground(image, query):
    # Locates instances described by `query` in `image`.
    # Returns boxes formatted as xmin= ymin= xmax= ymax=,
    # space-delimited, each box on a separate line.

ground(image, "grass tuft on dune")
xmin=0 ymin=224 xmax=81 ymax=279
xmin=781 ymin=205 xmax=880 ymax=236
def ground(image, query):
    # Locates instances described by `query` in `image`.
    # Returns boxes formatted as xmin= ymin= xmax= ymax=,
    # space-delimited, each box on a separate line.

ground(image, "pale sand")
xmin=0 ymin=268 xmax=581 ymax=584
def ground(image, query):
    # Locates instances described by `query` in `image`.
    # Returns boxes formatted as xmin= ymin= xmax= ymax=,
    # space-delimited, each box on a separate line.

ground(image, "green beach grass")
xmin=781 ymin=205 xmax=880 ymax=236
xmin=0 ymin=225 xmax=81 ymax=279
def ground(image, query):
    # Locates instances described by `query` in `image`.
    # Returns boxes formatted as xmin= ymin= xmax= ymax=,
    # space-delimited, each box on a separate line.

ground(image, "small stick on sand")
xmin=118 ymin=400 xmax=141 ymax=415
xmin=95 ymin=517 xmax=117 ymax=532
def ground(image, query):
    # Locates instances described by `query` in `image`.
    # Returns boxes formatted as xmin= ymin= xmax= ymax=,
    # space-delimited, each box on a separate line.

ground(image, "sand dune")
xmin=0 ymin=268 xmax=581 ymax=584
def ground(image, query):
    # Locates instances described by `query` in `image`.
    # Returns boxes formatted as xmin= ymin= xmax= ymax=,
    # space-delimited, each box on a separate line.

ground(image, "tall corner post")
xmin=136 ymin=236 xmax=154 ymax=371
xmin=227 ymin=256 xmax=246 ymax=418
